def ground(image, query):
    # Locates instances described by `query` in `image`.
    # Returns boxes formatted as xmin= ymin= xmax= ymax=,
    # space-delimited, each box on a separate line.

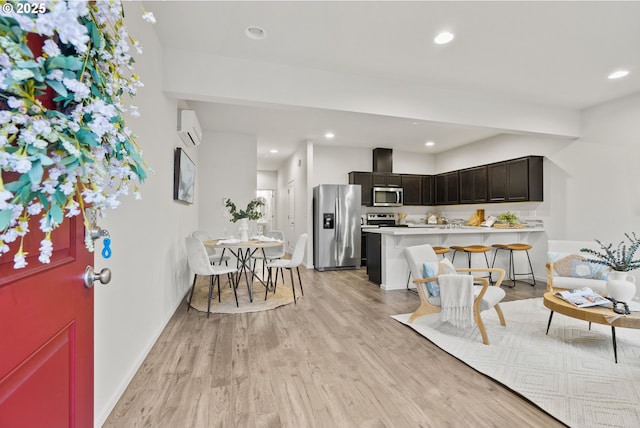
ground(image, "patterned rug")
xmin=392 ymin=298 xmax=640 ymax=428
xmin=188 ymin=274 xmax=295 ymax=314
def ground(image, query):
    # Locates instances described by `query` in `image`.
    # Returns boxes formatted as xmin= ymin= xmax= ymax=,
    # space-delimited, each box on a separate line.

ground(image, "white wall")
xmin=276 ymin=143 xmax=310 ymax=264
xmin=94 ymin=3 xmax=198 ymax=426
xmin=198 ymin=131 xmax=257 ymax=238
xmin=257 ymin=170 xmax=277 ymax=189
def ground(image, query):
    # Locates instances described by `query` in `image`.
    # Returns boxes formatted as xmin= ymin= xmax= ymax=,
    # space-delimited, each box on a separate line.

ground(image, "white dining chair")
xmin=191 ymin=230 xmax=230 ymax=266
xmin=250 ymin=230 xmax=285 ymax=277
xmin=265 ymin=233 xmax=307 ymax=303
xmin=184 ymin=236 xmax=239 ymax=317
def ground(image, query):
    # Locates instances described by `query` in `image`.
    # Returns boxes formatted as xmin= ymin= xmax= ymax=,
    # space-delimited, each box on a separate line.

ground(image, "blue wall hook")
xmin=102 ymin=238 xmax=112 ymax=259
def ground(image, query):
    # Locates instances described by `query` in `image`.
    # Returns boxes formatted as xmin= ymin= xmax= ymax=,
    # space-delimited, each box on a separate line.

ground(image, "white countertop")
xmin=364 ymin=226 xmax=545 ymax=235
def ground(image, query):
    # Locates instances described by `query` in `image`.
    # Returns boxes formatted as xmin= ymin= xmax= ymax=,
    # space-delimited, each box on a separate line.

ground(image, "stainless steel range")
xmin=366 ymin=213 xmax=397 ymax=227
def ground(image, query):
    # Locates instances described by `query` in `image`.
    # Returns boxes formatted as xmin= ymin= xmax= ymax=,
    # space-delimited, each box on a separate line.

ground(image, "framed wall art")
xmin=173 ymin=147 xmax=195 ymax=204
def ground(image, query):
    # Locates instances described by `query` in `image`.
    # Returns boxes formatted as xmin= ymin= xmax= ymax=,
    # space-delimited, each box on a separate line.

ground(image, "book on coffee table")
xmin=555 ymin=287 xmax=610 ymax=308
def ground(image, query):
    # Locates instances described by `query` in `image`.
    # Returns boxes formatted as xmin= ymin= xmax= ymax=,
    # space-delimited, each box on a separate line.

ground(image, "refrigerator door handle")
xmin=335 ymin=198 xmax=341 ymax=242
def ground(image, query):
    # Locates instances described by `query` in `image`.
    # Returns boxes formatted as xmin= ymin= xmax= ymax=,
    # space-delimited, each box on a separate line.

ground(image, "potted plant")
xmin=224 ymin=198 xmax=264 ymax=241
xmin=581 ymin=233 xmax=640 ymax=302
xmin=497 ymin=212 xmax=518 ymax=225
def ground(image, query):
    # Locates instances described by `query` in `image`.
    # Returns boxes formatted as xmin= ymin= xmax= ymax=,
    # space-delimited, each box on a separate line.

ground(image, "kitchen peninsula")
xmin=365 ymin=226 xmax=546 ymax=290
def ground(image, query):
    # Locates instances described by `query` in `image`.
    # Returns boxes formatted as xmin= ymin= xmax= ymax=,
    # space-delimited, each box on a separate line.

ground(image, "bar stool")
xmin=406 ymin=246 xmax=450 ymax=291
xmin=491 ymin=243 xmax=536 ymax=287
xmin=450 ymin=245 xmax=493 ymax=283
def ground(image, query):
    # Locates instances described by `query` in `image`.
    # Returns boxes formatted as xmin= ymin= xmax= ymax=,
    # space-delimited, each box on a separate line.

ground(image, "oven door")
xmin=372 ymin=187 xmax=403 ymax=207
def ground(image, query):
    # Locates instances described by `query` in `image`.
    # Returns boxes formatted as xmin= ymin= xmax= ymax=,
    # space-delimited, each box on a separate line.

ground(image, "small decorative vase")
xmin=238 ymin=218 xmax=249 ymax=242
xmin=606 ymin=271 xmax=637 ymax=302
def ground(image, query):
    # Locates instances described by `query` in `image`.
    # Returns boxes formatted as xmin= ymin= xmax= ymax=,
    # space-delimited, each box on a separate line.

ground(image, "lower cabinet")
xmin=361 ymin=230 xmax=368 ymax=266
xmin=366 ymin=233 xmax=381 ymax=285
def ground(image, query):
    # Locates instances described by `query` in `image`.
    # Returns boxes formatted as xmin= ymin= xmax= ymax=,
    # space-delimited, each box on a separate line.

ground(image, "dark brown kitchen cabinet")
xmin=366 ymin=232 xmax=381 ymax=285
xmin=401 ymin=174 xmax=422 ymax=205
xmin=372 ymin=172 xmax=402 ymax=187
xmin=487 ymin=156 xmax=543 ymax=202
xmin=421 ymin=175 xmax=434 ymax=206
xmin=459 ymin=166 xmax=488 ymax=204
xmin=435 ymin=172 xmax=459 ymax=205
xmin=348 ymin=171 xmax=373 ymax=206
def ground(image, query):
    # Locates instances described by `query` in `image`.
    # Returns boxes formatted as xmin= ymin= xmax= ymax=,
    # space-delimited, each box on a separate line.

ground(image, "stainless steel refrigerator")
xmin=313 ymin=184 xmax=361 ymax=271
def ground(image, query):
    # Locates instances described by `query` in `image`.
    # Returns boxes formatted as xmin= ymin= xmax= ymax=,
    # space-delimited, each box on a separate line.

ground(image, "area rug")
xmin=392 ymin=298 xmax=640 ymax=428
xmin=188 ymin=274 xmax=295 ymax=314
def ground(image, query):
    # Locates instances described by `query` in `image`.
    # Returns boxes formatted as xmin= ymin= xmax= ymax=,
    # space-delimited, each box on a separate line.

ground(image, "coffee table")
xmin=543 ymin=292 xmax=640 ymax=363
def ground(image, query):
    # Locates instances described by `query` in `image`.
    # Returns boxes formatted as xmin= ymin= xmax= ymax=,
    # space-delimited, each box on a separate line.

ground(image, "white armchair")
xmin=405 ymin=244 xmax=507 ymax=345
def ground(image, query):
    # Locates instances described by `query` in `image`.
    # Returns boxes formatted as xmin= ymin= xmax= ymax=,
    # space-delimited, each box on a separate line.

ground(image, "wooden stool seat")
xmin=450 ymin=245 xmax=492 ymax=283
xmin=450 ymin=245 xmax=491 ymax=253
xmin=433 ymin=246 xmax=451 ymax=255
xmin=491 ymin=243 xmax=536 ymax=287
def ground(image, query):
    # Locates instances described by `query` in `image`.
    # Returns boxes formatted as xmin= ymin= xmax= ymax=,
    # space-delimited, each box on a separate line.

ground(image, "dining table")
xmin=204 ymin=238 xmax=284 ymax=302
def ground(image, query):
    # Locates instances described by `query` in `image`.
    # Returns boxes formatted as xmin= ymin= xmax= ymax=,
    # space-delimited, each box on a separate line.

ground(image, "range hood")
xmin=373 ymin=148 xmax=393 ymax=173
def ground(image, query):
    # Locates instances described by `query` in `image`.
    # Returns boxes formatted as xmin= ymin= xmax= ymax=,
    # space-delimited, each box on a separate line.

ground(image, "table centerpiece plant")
xmin=581 ymin=233 xmax=640 ymax=302
xmin=224 ymin=198 xmax=264 ymax=242
xmin=0 ymin=1 xmax=156 ymax=269
xmin=580 ymin=233 xmax=640 ymax=273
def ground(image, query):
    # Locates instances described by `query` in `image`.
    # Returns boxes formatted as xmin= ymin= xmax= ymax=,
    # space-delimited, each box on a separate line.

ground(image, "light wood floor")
xmin=104 ymin=267 xmax=565 ymax=428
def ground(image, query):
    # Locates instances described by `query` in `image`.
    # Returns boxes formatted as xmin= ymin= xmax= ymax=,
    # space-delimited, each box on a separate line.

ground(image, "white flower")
xmin=129 ymin=105 xmax=140 ymax=117
xmin=14 ymin=157 xmax=32 ymax=174
xmin=7 ymin=97 xmax=24 ymax=109
xmin=142 ymin=11 xmax=156 ymax=24
xmin=0 ymin=189 xmax=13 ymax=210
xmin=10 ymin=69 xmax=35 ymax=82
xmin=42 ymin=39 xmax=61 ymax=57
xmin=46 ymin=69 xmax=63 ymax=81
xmin=13 ymin=252 xmax=27 ymax=269
xmin=0 ymin=111 xmax=11 ymax=124
xmin=27 ymin=203 xmax=43 ymax=215
xmin=65 ymin=200 xmax=80 ymax=217
xmin=38 ymin=238 xmax=53 ymax=264
xmin=39 ymin=216 xmax=53 ymax=233
xmin=62 ymin=78 xmax=90 ymax=101
xmin=0 ymin=242 xmax=9 ymax=255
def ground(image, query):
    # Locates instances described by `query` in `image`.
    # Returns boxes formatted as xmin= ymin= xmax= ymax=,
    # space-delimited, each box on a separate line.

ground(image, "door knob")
xmin=83 ymin=265 xmax=112 ymax=288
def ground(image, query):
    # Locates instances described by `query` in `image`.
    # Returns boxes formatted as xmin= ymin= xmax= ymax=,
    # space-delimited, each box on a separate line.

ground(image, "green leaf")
xmin=39 ymin=154 xmax=54 ymax=166
xmin=65 ymin=56 xmax=83 ymax=71
xmin=28 ymin=160 xmax=44 ymax=185
xmin=0 ymin=209 xmax=12 ymax=231
xmin=76 ymin=129 xmax=99 ymax=147
xmin=50 ymin=203 xmax=63 ymax=226
xmin=16 ymin=60 xmax=40 ymax=69
xmin=61 ymin=155 xmax=78 ymax=165
xmin=54 ymin=191 xmax=67 ymax=207
xmin=87 ymin=21 xmax=101 ymax=49
xmin=46 ymin=79 xmax=68 ymax=97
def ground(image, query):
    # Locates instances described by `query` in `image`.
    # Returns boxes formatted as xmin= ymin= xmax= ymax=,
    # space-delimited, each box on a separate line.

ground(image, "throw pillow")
xmin=548 ymin=251 xmax=608 ymax=279
xmin=423 ymin=262 xmax=440 ymax=296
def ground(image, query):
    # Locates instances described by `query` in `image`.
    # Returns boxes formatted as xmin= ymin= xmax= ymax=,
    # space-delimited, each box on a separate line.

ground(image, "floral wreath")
xmin=0 ymin=0 xmax=155 ymax=269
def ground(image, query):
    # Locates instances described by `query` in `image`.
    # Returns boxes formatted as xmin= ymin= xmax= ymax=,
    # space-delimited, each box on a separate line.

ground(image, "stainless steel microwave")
xmin=372 ymin=187 xmax=403 ymax=207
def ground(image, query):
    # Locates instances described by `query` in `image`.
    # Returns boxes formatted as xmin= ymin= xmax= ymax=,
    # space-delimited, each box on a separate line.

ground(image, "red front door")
xmin=0 ymin=215 xmax=94 ymax=427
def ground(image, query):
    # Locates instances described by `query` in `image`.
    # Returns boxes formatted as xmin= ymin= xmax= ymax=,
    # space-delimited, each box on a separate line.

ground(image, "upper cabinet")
xmin=348 ymin=171 xmax=373 ymax=206
xmin=348 ymin=155 xmax=542 ymax=207
xmin=459 ymin=166 xmax=488 ymax=204
xmin=488 ymin=156 xmax=543 ymax=202
xmin=435 ymin=171 xmax=459 ymax=205
xmin=401 ymin=174 xmax=422 ymax=205
xmin=372 ymin=172 xmax=402 ymax=187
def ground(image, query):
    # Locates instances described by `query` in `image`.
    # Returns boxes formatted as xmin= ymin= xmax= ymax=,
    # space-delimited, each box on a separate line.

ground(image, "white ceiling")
xmin=150 ymin=1 xmax=640 ymax=170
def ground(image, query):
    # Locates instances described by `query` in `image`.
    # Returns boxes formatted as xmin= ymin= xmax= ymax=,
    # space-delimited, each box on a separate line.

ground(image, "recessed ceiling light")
xmin=245 ymin=26 xmax=266 ymax=40
xmin=608 ymin=70 xmax=629 ymax=79
xmin=270 ymin=149 xmax=278 ymax=154
xmin=434 ymin=31 xmax=454 ymax=45
xmin=425 ymin=141 xmax=435 ymax=147
xmin=324 ymin=132 xmax=335 ymax=139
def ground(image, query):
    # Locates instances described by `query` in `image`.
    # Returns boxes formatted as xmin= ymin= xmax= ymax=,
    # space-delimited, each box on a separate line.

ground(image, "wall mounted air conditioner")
xmin=177 ymin=109 xmax=202 ymax=146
